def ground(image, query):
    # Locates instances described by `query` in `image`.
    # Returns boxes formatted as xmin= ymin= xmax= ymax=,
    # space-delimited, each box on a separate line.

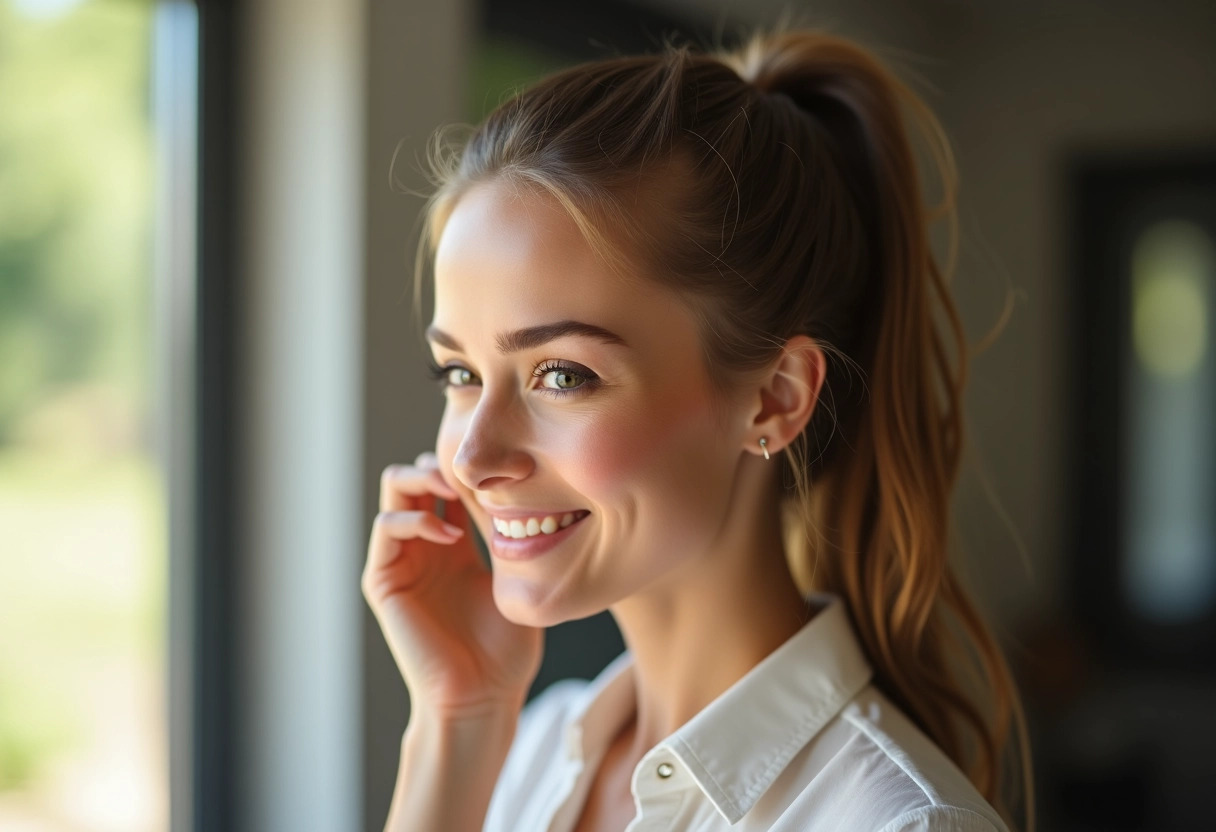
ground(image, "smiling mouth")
xmin=491 ymin=509 xmax=591 ymax=539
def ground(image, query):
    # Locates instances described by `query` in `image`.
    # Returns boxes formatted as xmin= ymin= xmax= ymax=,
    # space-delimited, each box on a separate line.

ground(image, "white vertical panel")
xmin=238 ymin=0 xmax=364 ymax=829
xmin=152 ymin=3 xmax=198 ymax=831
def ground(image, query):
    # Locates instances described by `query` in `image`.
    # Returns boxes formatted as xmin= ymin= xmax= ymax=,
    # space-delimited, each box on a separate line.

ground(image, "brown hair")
xmin=409 ymin=22 xmax=1033 ymax=832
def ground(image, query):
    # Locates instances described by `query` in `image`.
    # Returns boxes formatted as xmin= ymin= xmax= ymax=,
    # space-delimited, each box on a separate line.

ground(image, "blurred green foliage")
xmin=0 ymin=0 xmax=156 ymax=795
xmin=0 ymin=0 xmax=152 ymax=447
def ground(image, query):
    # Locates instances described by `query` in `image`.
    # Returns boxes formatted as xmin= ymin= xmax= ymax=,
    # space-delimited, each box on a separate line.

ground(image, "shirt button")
xmin=656 ymin=762 xmax=674 ymax=779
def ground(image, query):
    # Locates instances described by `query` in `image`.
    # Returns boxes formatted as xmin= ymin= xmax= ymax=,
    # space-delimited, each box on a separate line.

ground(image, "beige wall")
xmin=359 ymin=2 xmax=474 ymax=830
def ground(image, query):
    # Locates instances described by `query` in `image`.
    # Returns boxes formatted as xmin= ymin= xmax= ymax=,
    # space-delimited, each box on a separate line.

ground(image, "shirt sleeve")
xmin=875 ymin=804 xmax=1009 ymax=832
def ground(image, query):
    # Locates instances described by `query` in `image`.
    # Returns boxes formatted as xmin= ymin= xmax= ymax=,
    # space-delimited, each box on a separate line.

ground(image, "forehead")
xmin=435 ymin=180 xmax=605 ymax=298
xmin=432 ymin=179 xmax=673 ymax=336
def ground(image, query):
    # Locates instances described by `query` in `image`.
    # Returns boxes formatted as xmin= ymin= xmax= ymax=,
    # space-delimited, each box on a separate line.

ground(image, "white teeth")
xmin=492 ymin=511 xmax=584 ymax=538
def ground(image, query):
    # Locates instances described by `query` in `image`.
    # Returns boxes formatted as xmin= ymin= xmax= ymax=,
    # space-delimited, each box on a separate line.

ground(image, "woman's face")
xmin=430 ymin=179 xmax=747 ymax=626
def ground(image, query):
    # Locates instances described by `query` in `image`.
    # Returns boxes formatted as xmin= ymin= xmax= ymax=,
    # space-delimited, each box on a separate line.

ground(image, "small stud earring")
xmin=759 ymin=437 xmax=770 ymax=460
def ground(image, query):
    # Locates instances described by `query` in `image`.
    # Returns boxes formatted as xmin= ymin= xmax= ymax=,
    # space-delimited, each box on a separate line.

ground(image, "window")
xmin=0 ymin=1 xmax=198 ymax=829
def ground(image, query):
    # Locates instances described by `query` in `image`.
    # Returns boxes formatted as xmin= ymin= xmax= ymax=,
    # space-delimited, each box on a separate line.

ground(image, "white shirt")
xmin=483 ymin=592 xmax=1011 ymax=832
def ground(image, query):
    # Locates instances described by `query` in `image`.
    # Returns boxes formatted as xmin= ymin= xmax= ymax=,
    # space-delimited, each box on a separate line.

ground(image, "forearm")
xmin=383 ymin=702 xmax=521 ymax=832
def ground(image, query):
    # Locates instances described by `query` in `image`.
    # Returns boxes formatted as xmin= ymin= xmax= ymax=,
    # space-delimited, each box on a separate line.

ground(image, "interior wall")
xmin=640 ymin=0 xmax=946 ymax=54
xmin=359 ymin=2 xmax=474 ymax=831
xmin=937 ymin=0 xmax=1216 ymax=629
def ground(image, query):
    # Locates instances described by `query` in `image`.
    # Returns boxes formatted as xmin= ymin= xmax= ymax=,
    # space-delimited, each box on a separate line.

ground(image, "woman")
xmin=363 ymin=24 xmax=1034 ymax=832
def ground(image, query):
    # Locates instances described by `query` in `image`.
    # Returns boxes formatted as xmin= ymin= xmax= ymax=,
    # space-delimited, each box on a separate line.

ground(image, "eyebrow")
xmin=425 ymin=319 xmax=631 ymax=355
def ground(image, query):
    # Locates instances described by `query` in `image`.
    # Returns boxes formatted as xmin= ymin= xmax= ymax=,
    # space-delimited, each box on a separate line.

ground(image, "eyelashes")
xmin=424 ymin=358 xmax=600 ymax=398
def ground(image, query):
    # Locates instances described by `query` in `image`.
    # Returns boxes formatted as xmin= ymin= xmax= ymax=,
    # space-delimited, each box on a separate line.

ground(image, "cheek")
xmin=434 ymin=411 xmax=462 ymax=485
xmin=566 ymin=382 xmax=723 ymax=502
xmin=568 ymin=387 xmax=730 ymax=566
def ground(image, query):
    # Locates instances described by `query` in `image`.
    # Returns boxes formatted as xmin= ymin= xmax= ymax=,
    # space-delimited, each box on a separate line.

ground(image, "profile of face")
xmin=430 ymin=179 xmax=754 ymax=627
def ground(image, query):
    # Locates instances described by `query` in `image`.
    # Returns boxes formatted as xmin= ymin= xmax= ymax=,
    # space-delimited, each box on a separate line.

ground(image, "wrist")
xmin=406 ymin=695 xmax=523 ymax=733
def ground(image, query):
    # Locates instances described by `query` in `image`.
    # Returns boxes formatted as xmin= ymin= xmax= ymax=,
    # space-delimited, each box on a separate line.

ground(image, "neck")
xmin=609 ymin=461 xmax=817 ymax=769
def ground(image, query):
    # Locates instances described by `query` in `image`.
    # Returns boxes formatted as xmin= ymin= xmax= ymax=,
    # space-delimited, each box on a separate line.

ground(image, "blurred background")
xmin=0 ymin=0 xmax=1213 ymax=830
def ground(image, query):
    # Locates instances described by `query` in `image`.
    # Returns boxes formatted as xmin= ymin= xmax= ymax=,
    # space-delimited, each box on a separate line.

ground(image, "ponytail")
xmin=721 ymin=29 xmax=1035 ymax=831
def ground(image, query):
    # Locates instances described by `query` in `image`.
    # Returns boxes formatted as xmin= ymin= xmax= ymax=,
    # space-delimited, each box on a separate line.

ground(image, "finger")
xmin=380 ymin=464 xmax=459 ymax=513
xmin=389 ymin=459 xmax=459 ymax=500
xmin=377 ymin=508 xmax=464 ymax=538
xmin=412 ymin=452 xmax=462 ymax=500
xmin=413 ymin=453 xmax=462 ymax=503
xmin=363 ymin=510 xmax=465 ymax=577
xmin=380 ymin=464 xmax=432 ymax=514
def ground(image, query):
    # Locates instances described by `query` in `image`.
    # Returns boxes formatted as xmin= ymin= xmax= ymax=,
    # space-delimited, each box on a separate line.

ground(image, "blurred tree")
xmin=0 ymin=0 xmax=152 ymax=451
xmin=0 ymin=0 xmax=155 ymax=796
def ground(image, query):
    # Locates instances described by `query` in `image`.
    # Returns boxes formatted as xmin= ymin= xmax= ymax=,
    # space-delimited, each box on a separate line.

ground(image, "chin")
xmin=504 ymin=607 xmax=574 ymax=630
xmin=491 ymin=583 xmax=599 ymax=629
xmin=491 ymin=586 xmax=560 ymax=628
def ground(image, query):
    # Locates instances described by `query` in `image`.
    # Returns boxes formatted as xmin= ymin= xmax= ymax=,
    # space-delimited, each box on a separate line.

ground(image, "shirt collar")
xmin=562 ymin=591 xmax=874 ymax=824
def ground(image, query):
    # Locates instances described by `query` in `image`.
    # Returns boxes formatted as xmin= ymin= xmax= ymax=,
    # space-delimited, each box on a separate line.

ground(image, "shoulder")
xmin=875 ymin=805 xmax=1007 ymax=832
xmin=781 ymin=684 xmax=1010 ymax=832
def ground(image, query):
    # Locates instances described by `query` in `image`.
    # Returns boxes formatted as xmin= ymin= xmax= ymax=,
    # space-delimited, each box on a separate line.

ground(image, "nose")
xmin=449 ymin=395 xmax=535 ymax=491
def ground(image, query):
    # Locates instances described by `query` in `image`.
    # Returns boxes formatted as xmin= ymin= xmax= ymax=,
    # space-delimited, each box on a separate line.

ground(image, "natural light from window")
xmin=0 ymin=1 xmax=169 ymax=830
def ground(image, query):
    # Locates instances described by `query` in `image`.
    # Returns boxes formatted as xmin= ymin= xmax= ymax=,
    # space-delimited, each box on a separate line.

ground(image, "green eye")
xmin=424 ymin=358 xmax=599 ymax=397
xmin=545 ymin=368 xmax=584 ymax=389
xmin=426 ymin=360 xmax=477 ymax=388
xmin=534 ymin=359 xmax=598 ymax=395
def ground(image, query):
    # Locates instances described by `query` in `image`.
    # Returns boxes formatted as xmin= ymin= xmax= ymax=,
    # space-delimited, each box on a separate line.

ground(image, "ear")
xmin=744 ymin=335 xmax=827 ymax=458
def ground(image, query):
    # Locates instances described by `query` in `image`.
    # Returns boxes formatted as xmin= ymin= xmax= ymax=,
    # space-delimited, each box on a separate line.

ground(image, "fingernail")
xmin=442 ymin=522 xmax=464 ymax=536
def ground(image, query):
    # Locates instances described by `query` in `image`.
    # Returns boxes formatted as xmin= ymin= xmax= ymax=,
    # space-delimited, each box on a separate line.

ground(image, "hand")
xmin=362 ymin=451 xmax=544 ymax=716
